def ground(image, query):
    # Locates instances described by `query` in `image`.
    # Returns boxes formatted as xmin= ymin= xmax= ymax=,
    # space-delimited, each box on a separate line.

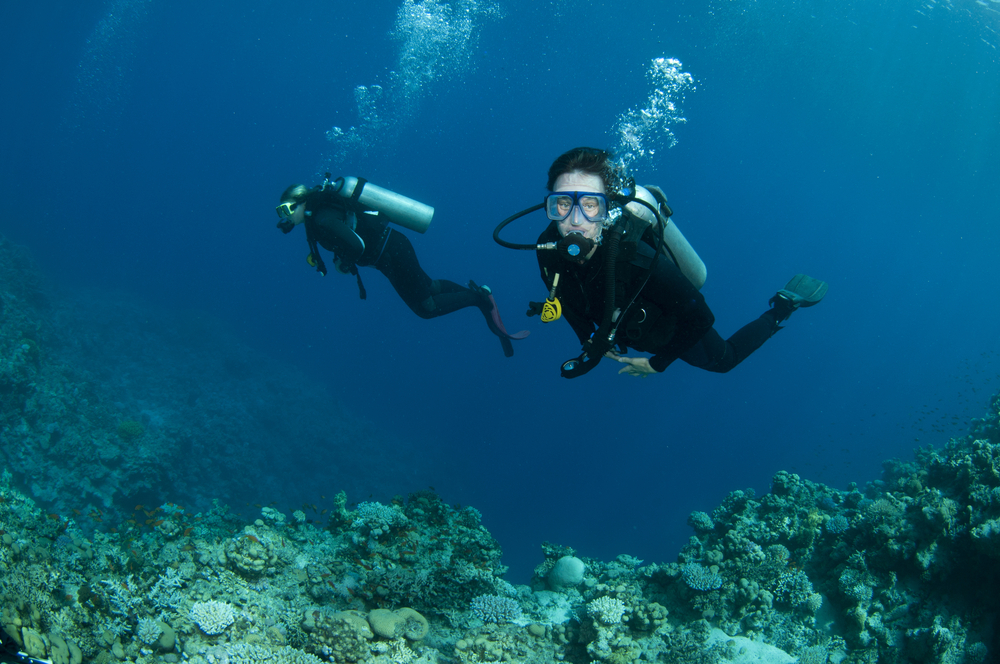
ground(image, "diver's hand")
xmin=605 ymin=351 xmax=657 ymax=377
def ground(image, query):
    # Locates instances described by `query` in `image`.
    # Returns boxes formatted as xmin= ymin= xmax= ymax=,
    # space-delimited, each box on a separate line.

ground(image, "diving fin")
xmin=469 ymin=281 xmax=529 ymax=358
xmin=769 ymin=273 xmax=828 ymax=324
xmin=775 ymin=274 xmax=828 ymax=308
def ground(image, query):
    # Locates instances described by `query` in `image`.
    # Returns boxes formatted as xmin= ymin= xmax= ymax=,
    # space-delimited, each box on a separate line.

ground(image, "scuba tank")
xmin=330 ymin=176 xmax=434 ymax=234
xmin=625 ymin=185 xmax=706 ymax=290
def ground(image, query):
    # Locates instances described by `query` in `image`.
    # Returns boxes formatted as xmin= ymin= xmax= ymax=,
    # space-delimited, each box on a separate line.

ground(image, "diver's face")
xmin=553 ymin=171 xmax=605 ymax=260
xmin=279 ymin=200 xmax=307 ymax=226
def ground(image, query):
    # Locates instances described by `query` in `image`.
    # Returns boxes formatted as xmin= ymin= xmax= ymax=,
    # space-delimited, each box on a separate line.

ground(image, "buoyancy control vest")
xmin=537 ymin=216 xmax=678 ymax=354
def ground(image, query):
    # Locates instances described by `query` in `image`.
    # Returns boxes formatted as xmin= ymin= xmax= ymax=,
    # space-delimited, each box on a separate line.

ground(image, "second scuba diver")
xmin=495 ymin=147 xmax=827 ymax=378
xmin=278 ymin=175 xmax=527 ymax=357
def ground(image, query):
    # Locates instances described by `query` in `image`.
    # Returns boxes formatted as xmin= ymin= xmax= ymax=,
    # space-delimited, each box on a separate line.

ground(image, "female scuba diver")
xmin=494 ymin=147 xmax=826 ymax=378
xmin=277 ymin=176 xmax=527 ymax=357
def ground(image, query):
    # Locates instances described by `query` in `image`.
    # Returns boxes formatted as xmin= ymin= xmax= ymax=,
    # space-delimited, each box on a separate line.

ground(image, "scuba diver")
xmin=277 ymin=175 xmax=527 ymax=357
xmin=494 ymin=147 xmax=827 ymax=378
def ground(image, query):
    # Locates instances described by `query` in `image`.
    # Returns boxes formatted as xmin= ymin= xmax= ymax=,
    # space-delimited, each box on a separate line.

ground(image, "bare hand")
xmin=605 ymin=351 xmax=657 ymax=377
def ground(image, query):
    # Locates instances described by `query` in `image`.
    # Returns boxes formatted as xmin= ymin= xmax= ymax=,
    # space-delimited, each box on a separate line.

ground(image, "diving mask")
xmin=545 ymin=191 xmax=608 ymax=223
xmin=276 ymin=201 xmax=299 ymax=219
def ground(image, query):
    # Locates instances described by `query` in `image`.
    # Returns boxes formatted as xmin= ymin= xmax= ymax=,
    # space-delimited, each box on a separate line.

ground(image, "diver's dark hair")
xmin=280 ymin=184 xmax=309 ymax=203
xmin=546 ymin=147 xmax=633 ymax=199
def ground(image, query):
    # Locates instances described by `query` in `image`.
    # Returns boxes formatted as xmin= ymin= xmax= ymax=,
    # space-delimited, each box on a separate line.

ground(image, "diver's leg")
xmin=373 ymin=232 xmax=517 ymax=356
xmin=680 ymin=313 xmax=775 ymax=373
xmin=421 ymin=279 xmax=489 ymax=318
xmin=682 ymin=296 xmax=813 ymax=373
xmin=722 ymin=313 xmax=781 ymax=368
xmin=681 ymin=275 xmax=827 ymax=373
xmin=680 ymin=329 xmax=732 ymax=372
xmin=374 ymin=231 xmax=483 ymax=319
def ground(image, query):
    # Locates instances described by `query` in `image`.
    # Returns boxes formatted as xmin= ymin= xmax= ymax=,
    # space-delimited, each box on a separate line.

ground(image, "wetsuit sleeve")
xmin=640 ymin=254 xmax=716 ymax=372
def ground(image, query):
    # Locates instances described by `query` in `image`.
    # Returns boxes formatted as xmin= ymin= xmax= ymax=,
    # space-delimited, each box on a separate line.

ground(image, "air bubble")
xmin=611 ymin=57 xmax=697 ymax=173
xmin=322 ymin=0 xmax=502 ymax=174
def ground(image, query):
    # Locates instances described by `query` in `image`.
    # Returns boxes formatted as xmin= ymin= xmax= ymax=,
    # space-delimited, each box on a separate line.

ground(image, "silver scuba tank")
xmin=331 ymin=176 xmax=434 ymax=234
xmin=626 ymin=185 xmax=707 ymax=290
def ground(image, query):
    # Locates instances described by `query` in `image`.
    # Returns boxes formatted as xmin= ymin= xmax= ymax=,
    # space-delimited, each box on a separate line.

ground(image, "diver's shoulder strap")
xmin=643 ymin=184 xmax=673 ymax=218
xmin=347 ymin=177 xmax=368 ymax=205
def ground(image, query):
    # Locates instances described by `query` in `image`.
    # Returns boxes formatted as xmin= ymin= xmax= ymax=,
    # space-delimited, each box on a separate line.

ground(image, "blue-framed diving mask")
xmin=544 ymin=191 xmax=609 ymax=224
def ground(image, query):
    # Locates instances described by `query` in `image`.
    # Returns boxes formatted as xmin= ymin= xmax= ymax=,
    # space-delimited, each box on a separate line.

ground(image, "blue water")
xmin=2 ymin=0 xmax=998 ymax=582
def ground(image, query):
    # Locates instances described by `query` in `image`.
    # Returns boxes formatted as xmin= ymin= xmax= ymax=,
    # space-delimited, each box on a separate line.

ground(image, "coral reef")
xmin=3 ymin=233 xmax=1000 ymax=664
xmin=0 ymin=477 xmax=494 ymax=664
xmin=6 ymin=395 xmax=1000 ymax=664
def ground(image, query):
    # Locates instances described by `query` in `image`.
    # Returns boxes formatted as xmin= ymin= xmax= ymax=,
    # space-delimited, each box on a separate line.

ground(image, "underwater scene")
xmin=2 ymin=0 xmax=999 ymax=663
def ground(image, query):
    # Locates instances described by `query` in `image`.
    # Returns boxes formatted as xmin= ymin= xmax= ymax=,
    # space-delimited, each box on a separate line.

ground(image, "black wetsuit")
xmin=536 ymin=221 xmax=779 ymax=373
xmin=301 ymin=189 xmax=486 ymax=319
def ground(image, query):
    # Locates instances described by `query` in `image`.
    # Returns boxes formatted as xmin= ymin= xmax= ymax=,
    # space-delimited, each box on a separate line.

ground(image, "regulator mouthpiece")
xmin=558 ymin=234 xmax=594 ymax=261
